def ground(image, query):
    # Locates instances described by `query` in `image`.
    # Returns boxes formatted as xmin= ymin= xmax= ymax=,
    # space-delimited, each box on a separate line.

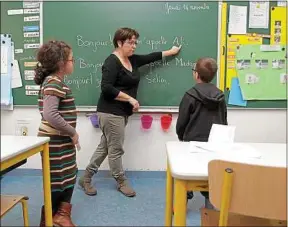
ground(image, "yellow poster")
xmin=270 ymin=7 xmax=287 ymax=45
xmin=226 ymin=35 xmax=262 ymax=89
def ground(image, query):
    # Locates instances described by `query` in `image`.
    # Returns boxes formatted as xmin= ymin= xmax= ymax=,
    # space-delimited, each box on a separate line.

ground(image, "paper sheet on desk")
xmin=190 ymin=142 xmax=261 ymax=159
xmin=208 ymin=124 xmax=236 ymax=144
xmin=189 ymin=142 xmax=210 ymax=153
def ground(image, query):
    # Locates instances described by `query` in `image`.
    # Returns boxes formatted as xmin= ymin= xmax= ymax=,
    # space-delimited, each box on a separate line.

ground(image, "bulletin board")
xmin=224 ymin=1 xmax=287 ymax=109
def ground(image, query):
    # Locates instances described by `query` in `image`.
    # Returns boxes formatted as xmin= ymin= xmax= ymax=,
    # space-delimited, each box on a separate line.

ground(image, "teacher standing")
xmin=79 ymin=27 xmax=181 ymax=197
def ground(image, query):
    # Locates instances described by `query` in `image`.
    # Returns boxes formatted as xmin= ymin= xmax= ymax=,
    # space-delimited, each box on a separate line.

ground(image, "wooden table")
xmin=164 ymin=141 xmax=286 ymax=226
xmin=1 ymin=135 xmax=53 ymax=226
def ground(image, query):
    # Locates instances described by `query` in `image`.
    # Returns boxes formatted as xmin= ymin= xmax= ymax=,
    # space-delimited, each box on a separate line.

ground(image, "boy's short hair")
xmin=194 ymin=58 xmax=218 ymax=83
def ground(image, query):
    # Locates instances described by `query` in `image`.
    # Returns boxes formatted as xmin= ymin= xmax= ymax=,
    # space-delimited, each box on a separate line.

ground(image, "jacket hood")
xmin=186 ymin=83 xmax=225 ymax=109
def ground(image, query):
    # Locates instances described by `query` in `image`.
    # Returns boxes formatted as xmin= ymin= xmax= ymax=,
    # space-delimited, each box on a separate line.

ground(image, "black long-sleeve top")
xmin=97 ymin=52 xmax=162 ymax=116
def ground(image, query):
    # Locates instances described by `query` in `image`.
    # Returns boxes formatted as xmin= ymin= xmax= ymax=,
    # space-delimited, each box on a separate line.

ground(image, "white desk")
xmin=164 ymin=141 xmax=286 ymax=226
xmin=1 ymin=135 xmax=53 ymax=226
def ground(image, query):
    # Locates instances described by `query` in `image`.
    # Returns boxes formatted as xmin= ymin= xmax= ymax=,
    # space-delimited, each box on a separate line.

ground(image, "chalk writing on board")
xmin=145 ymin=74 xmax=169 ymax=85
xmin=175 ymin=57 xmax=195 ymax=67
xmin=142 ymin=36 xmax=167 ymax=50
xmin=141 ymin=36 xmax=188 ymax=50
xmin=79 ymin=58 xmax=103 ymax=70
xmin=70 ymin=55 xmax=196 ymax=90
xmin=78 ymin=57 xmax=194 ymax=71
xmin=164 ymin=2 xmax=210 ymax=15
xmin=64 ymin=74 xmax=96 ymax=90
xmin=76 ymin=34 xmax=188 ymax=52
xmin=149 ymin=59 xmax=170 ymax=67
xmin=77 ymin=35 xmax=112 ymax=52
xmin=172 ymin=36 xmax=188 ymax=46
xmin=144 ymin=59 xmax=171 ymax=75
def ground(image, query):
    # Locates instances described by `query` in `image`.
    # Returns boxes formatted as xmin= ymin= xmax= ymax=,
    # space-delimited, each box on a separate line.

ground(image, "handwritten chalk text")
xmin=76 ymin=35 xmax=112 ymax=52
xmin=165 ymin=2 xmax=210 ymax=14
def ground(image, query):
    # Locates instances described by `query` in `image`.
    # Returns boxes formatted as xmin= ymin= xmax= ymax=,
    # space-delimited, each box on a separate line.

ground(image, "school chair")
xmin=1 ymin=194 xmax=29 ymax=226
xmin=204 ymin=160 xmax=287 ymax=227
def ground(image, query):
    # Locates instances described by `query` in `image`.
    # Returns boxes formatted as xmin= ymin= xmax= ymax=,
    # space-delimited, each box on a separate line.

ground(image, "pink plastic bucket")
xmin=141 ymin=115 xmax=153 ymax=129
xmin=161 ymin=115 xmax=172 ymax=131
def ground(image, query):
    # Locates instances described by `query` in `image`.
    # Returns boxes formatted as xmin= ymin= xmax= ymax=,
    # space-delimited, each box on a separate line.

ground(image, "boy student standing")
xmin=176 ymin=57 xmax=228 ymax=206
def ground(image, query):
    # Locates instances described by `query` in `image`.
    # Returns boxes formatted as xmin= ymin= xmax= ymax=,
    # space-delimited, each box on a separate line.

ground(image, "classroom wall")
xmin=1 ymin=107 xmax=286 ymax=171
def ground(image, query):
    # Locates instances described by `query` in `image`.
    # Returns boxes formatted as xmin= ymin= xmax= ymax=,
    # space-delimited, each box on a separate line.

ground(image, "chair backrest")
xmin=208 ymin=160 xmax=287 ymax=221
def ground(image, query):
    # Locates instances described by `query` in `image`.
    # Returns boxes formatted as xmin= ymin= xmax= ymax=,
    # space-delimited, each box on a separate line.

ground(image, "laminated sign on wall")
xmin=226 ymin=35 xmax=262 ymax=89
xmin=236 ymin=44 xmax=287 ymax=100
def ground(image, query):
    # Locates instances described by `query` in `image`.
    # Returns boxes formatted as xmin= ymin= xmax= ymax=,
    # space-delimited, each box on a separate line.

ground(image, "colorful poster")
xmin=226 ymin=35 xmax=262 ymax=89
xmin=236 ymin=44 xmax=287 ymax=100
xmin=270 ymin=7 xmax=287 ymax=45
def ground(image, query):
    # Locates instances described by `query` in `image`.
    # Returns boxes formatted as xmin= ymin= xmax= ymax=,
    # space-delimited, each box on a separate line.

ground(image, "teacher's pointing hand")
xmin=162 ymin=45 xmax=182 ymax=57
xmin=170 ymin=45 xmax=182 ymax=55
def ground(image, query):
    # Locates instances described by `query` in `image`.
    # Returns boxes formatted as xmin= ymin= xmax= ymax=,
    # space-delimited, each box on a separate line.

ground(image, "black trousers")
xmin=51 ymin=187 xmax=74 ymax=212
xmin=187 ymin=191 xmax=209 ymax=200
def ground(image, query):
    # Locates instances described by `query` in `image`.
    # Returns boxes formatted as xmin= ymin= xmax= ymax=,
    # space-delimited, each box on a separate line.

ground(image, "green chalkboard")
xmin=1 ymin=1 xmax=219 ymax=107
xmin=224 ymin=1 xmax=287 ymax=109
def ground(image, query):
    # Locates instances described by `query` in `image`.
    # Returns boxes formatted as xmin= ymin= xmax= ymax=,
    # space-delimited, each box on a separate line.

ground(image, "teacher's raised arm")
xmin=132 ymin=45 xmax=181 ymax=67
xmin=79 ymin=27 xmax=181 ymax=198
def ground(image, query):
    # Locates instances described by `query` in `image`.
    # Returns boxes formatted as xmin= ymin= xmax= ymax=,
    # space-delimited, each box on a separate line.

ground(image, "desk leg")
xmin=165 ymin=163 xmax=173 ymax=226
xmin=42 ymin=142 xmax=53 ymax=226
xmin=21 ymin=199 xmax=29 ymax=226
xmin=174 ymin=179 xmax=187 ymax=226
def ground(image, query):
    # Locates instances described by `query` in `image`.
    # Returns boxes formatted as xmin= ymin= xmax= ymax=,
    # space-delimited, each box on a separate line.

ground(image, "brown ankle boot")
xmin=39 ymin=205 xmax=56 ymax=227
xmin=53 ymin=202 xmax=76 ymax=227
xmin=116 ymin=178 xmax=136 ymax=197
xmin=78 ymin=170 xmax=97 ymax=196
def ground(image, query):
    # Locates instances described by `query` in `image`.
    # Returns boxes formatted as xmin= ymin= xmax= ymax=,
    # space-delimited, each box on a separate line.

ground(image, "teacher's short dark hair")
xmin=195 ymin=58 xmax=218 ymax=83
xmin=113 ymin=27 xmax=139 ymax=48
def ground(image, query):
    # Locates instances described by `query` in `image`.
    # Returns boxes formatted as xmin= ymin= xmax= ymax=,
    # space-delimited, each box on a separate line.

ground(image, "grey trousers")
xmin=86 ymin=112 xmax=128 ymax=180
